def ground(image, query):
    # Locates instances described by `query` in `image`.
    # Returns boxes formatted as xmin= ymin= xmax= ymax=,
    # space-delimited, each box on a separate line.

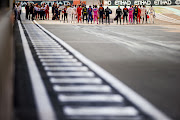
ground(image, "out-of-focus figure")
xmin=148 ymin=5 xmax=155 ymax=23
xmin=72 ymin=5 xmax=77 ymax=23
xmin=116 ymin=5 xmax=122 ymax=25
xmin=93 ymin=5 xmax=99 ymax=24
xmin=67 ymin=5 xmax=73 ymax=23
xmin=105 ymin=6 xmax=110 ymax=24
xmin=137 ymin=5 xmax=141 ymax=24
xmin=82 ymin=5 xmax=88 ymax=23
xmin=99 ymin=4 xmax=104 ymax=24
xmin=25 ymin=3 xmax=29 ymax=20
xmin=77 ymin=5 xmax=82 ymax=23
xmin=128 ymin=5 xmax=134 ymax=24
xmin=134 ymin=5 xmax=138 ymax=24
xmin=142 ymin=5 xmax=147 ymax=24
xmin=123 ymin=5 xmax=128 ymax=24
xmin=45 ymin=4 xmax=49 ymax=20
xmin=88 ymin=5 xmax=93 ymax=24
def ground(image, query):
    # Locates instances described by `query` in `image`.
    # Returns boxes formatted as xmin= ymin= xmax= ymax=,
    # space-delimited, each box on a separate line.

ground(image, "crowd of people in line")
xmin=23 ymin=3 xmax=155 ymax=25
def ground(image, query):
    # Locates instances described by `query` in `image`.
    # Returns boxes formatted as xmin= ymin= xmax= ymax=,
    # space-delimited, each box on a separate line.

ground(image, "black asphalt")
xmin=40 ymin=23 xmax=180 ymax=120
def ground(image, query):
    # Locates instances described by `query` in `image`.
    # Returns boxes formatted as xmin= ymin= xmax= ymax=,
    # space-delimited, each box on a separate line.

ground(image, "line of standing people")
xmin=25 ymin=3 xmax=49 ymax=20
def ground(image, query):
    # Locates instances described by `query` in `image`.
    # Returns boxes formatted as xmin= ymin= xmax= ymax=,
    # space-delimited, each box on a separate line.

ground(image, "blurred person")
xmin=134 ymin=5 xmax=138 ymax=24
xmin=88 ymin=5 xmax=93 ymax=24
xmin=40 ymin=5 xmax=46 ymax=20
xmin=148 ymin=5 xmax=155 ymax=23
xmin=142 ymin=5 xmax=147 ymax=24
xmin=128 ymin=5 xmax=134 ymax=24
xmin=67 ymin=5 xmax=73 ymax=23
xmin=45 ymin=4 xmax=49 ymax=20
xmin=123 ymin=5 xmax=128 ymax=24
xmin=17 ymin=3 xmax=21 ymax=20
xmin=29 ymin=3 xmax=34 ymax=20
xmin=99 ymin=4 xmax=104 ymax=24
xmin=34 ymin=4 xmax=38 ymax=20
xmin=105 ymin=6 xmax=110 ymax=24
xmin=25 ymin=3 xmax=29 ymax=19
xmin=54 ymin=5 xmax=59 ymax=19
xmin=52 ymin=4 xmax=55 ymax=15
xmin=72 ymin=5 xmax=77 ymax=23
xmin=137 ymin=5 xmax=141 ymax=24
xmin=63 ymin=6 xmax=68 ymax=23
xmin=77 ymin=5 xmax=82 ymax=23
xmin=60 ymin=4 xmax=65 ymax=22
xmin=14 ymin=3 xmax=18 ymax=20
xmin=116 ymin=5 xmax=122 ymax=25
xmin=93 ymin=5 xmax=98 ymax=24
xmin=82 ymin=5 xmax=88 ymax=23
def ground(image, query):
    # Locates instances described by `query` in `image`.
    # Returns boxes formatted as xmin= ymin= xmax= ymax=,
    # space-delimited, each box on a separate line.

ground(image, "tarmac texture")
xmin=39 ymin=23 xmax=180 ymax=120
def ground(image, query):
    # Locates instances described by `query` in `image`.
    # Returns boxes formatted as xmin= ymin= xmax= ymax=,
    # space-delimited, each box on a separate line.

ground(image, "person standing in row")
xmin=137 ymin=5 xmax=141 ymax=24
xmin=82 ymin=5 xmax=88 ymax=23
xmin=93 ymin=5 xmax=98 ymax=24
xmin=77 ymin=5 xmax=82 ymax=23
xmin=67 ymin=5 xmax=73 ymax=23
xmin=45 ymin=4 xmax=49 ymax=20
xmin=134 ymin=5 xmax=138 ymax=24
xmin=142 ymin=5 xmax=147 ymax=24
xmin=128 ymin=5 xmax=134 ymax=24
xmin=148 ymin=5 xmax=155 ymax=23
xmin=25 ymin=3 xmax=29 ymax=19
xmin=88 ymin=5 xmax=93 ymax=24
xmin=29 ymin=3 xmax=34 ymax=21
xmin=72 ymin=5 xmax=77 ymax=23
xmin=105 ymin=7 xmax=110 ymax=24
xmin=123 ymin=5 xmax=128 ymax=24
xmin=116 ymin=5 xmax=122 ymax=25
xmin=99 ymin=4 xmax=104 ymax=24
xmin=63 ymin=6 xmax=68 ymax=23
xmin=40 ymin=5 xmax=45 ymax=20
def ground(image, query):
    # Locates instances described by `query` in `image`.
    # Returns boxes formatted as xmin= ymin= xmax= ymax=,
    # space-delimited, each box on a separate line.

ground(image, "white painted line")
xmin=42 ymin=62 xmax=82 ymax=66
xmin=36 ymin=50 xmax=67 ymax=53
xmin=40 ymin=59 xmax=77 ymax=62
xmin=39 ymin=56 xmax=73 ymax=59
xmin=33 ymin=45 xmax=60 ymax=47
xmin=58 ymin=94 xmax=124 ymax=102
xmin=34 ymin=20 xmax=171 ymax=120
xmin=53 ymin=85 xmax=112 ymax=92
xmin=35 ymin=48 xmax=64 ymax=50
xmin=47 ymin=71 xmax=95 ymax=77
xmin=18 ymin=21 xmax=57 ymax=120
xmin=64 ymin=106 xmax=138 ymax=116
xmin=50 ymin=78 xmax=102 ymax=84
xmin=45 ymin=66 xmax=88 ymax=71
xmin=37 ymin=52 xmax=69 ymax=56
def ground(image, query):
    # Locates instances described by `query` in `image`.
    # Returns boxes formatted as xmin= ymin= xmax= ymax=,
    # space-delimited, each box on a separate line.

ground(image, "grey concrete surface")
xmin=39 ymin=23 xmax=180 ymax=120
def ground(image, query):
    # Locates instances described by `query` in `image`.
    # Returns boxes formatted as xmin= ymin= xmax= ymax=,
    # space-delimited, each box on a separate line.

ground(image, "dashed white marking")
xmin=45 ymin=66 xmax=88 ymax=71
xmin=47 ymin=71 xmax=94 ymax=77
xmin=64 ymin=106 xmax=138 ymax=116
xmin=42 ymin=62 xmax=82 ymax=66
xmin=58 ymin=94 xmax=124 ymax=102
xmin=53 ymin=85 xmax=112 ymax=92
xmin=39 ymin=56 xmax=73 ymax=59
xmin=50 ymin=78 xmax=102 ymax=84
xmin=37 ymin=52 xmax=69 ymax=56
xmin=40 ymin=59 xmax=77 ymax=62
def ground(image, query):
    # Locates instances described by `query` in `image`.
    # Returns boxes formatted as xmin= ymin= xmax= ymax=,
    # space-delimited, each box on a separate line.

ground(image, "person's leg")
xmin=108 ymin=15 xmax=110 ymax=24
xmin=102 ymin=14 xmax=103 ymax=24
xmin=117 ymin=15 xmax=118 ymax=24
xmin=106 ymin=15 xmax=107 ymax=24
xmin=120 ymin=16 xmax=121 ymax=24
xmin=83 ymin=14 xmax=84 ymax=23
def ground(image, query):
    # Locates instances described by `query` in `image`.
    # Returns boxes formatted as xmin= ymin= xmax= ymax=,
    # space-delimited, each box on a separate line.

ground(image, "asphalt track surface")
xmin=39 ymin=23 xmax=180 ymax=120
